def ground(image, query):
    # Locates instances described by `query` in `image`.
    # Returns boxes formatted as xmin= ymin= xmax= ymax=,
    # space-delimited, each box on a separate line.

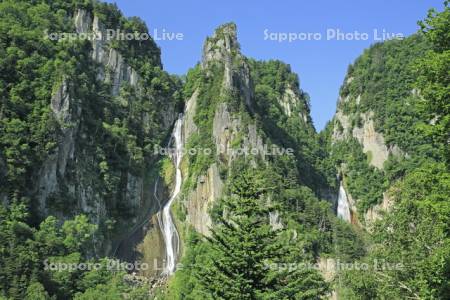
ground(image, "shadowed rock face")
xmin=37 ymin=80 xmax=80 ymax=215
xmin=180 ymin=24 xmax=265 ymax=236
xmin=178 ymin=23 xmax=319 ymax=237
xmin=29 ymin=8 xmax=178 ymax=256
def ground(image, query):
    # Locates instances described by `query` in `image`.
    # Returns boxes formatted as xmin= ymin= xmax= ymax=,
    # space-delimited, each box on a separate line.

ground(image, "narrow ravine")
xmin=157 ymin=115 xmax=184 ymax=275
xmin=337 ymin=182 xmax=351 ymax=222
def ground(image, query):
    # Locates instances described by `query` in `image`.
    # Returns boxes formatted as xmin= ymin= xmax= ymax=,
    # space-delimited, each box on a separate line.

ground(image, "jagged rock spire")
xmin=201 ymin=23 xmax=254 ymax=109
xmin=202 ymin=23 xmax=240 ymax=69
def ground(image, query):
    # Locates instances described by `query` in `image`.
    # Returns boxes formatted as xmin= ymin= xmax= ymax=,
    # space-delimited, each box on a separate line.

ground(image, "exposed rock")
xmin=331 ymin=110 xmax=351 ymax=142
xmin=212 ymin=102 xmax=266 ymax=164
xmin=269 ymin=211 xmax=283 ymax=230
xmin=78 ymin=7 xmax=176 ymax=139
xmin=161 ymin=107 xmax=177 ymax=133
xmin=279 ymin=87 xmax=308 ymax=123
xmin=352 ymin=112 xmax=389 ymax=169
xmin=317 ymin=257 xmax=336 ymax=282
xmin=364 ymin=191 xmax=393 ymax=226
xmin=51 ymin=80 xmax=72 ymax=124
xmin=234 ymin=59 xmax=253 ymax=110
xmin=243 ymin=124 xmax=265 ymax=160
xmin=331 ymin=88 xmax=406 ymax=223
xmin=333 ymin=108 xmax=403 ymax=169
xmin=35 ymin=9 xmax=175 ymax=242
xmin=186 ymin=164 xmax=223 ymax=236
xmin=105 ymin=48 xmax=140 ymax=96
xmin=183 ymin=99 xmax=264 ymax=237
xmin=202 ymin=23 xmax=254 ymax=110
xmin=37 ymin=154 xmax=58 ymax=214
xmin=212 ymin=103 xmax=233 ymax=160
xmin=279 ymin=88 xmax=295 ymax=117
xmin=136 ymin=214 xmax=166 ymax=278
xmin=52 ymin=81 xmax=80 ymax=178
xmin=202 ymin=23 xmax=239 ymax=70
xmin=183 ymin=90 xmax=199 ymax=141
xmin=74 ymin=9 xmax=91 ymax=34
xmin=37 ymin=80 xmax=80 ymax=215
xmin=126 ymin=173 xmax=144 ymax=209
xmin=74 ymin=9 xmax=140 ymax=95
xmin=182 ymin=24 xmax=285 ymax=237
xmin=91 ymin=15 xmax=107 ymax=68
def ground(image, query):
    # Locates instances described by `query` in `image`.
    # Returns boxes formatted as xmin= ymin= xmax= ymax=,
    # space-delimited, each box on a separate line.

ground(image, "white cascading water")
xmin=337 ymin=182 xmax=351 ymax=222
xmin=158 ymin=115 xmax=183 ymax=275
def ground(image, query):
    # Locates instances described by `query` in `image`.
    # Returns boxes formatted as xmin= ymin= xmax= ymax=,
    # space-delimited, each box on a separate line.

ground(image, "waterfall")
xmin=337 ymin=182 xmax=351 ymax=222
xmin=158 ymin=115 xmax=183 ymax=275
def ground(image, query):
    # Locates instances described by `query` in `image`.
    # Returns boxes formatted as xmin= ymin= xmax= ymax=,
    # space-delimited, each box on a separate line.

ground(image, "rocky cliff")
xmin=172 ymin=24 xmax=333 ymax=242
xmin=181 ymin=23 xmax=258 ymax=236
xmin=0 ymin=2 xmax=180 ymax=255
xmin=329 ymin=34 xmax=430 ymax=224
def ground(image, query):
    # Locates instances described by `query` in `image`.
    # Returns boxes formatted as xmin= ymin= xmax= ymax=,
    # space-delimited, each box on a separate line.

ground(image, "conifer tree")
xmin=196 ymin=170 xmax=329 ymax=299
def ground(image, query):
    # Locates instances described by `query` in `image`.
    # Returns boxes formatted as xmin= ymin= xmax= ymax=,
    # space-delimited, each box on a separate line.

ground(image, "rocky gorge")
xmin=0 ymin=1 xmax=448 ymax=299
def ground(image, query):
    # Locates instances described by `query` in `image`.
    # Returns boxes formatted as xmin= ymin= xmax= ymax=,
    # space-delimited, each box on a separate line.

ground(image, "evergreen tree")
xmin=25 ymin=282 xmax=49 ymax=300
xmin=195 ymin=170 xmax=329 ymax=299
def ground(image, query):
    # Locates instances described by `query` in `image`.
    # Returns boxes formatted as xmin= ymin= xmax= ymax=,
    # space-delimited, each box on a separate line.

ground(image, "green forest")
xmin=0 ymin=0 xmax=448 ymax=299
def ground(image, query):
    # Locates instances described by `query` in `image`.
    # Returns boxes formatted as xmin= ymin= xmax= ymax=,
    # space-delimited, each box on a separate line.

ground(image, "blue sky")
xmin=105 ymin=0 xmax=443 ymax=131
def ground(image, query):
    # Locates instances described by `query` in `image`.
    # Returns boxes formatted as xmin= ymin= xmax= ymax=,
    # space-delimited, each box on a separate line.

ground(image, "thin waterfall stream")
xmin=337 ymin=182 xmax=351 ymax=222
xmin=157 ymin=115 xmax=184 ymax=275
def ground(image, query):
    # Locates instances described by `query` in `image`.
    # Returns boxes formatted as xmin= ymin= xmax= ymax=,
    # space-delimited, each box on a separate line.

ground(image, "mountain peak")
xmin=202 ymin=22 xmax=240 ymax=68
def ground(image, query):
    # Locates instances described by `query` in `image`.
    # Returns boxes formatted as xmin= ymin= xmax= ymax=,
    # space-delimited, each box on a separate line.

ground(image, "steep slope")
xmin=326 ymin=6 xmax=450 ymax=298
xmin=0 ymin=0 xmax=181 ymax=256
xmin=2 ymin=1 xmax=447 ymax=299
xmin=176 ymin=23 xmax=334 ymax=237
xmin=160 ymin=23 xmax=359 ymax=299
xmin=328 ymin=34 xmax=435 ymax=224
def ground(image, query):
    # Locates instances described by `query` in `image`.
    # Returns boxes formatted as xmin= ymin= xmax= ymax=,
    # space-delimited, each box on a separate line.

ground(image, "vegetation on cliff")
xmin=0 ymin=0 xmax=448 ymax=299
xmin=334 ymin=3 xmax=450 ymax=299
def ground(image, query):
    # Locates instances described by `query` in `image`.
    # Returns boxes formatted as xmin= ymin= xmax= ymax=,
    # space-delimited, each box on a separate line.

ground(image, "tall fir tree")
xmin=195 ymin=169 xmax=329 ymax=299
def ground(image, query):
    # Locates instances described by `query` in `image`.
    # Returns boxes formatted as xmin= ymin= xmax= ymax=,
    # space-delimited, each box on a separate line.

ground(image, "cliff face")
xmin=329 ymin=35 xmax=429 ymax=224
xmin=182 ymin=24 xmax=256 ymax=236
xmin=2 ymin=3 xmax=326 ymax=267
xmin=333 ymin=108 xmax=398 ymax=169
xmin=176 ymin=24 xmax=329 ymax=237
xmin=0 ymin=3 xmax=180 ymax=255
xmin=0 ymin=0 xmax=364 ymax=268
